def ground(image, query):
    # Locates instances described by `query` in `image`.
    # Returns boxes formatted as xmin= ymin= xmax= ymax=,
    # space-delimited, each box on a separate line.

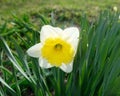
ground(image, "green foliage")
xmin=0 ymin=11 xmax=120 ymax=96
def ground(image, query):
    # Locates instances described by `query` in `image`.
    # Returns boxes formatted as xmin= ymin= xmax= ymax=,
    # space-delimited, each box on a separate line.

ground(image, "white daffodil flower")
xmin=27 ymin=25 xmax=80 ymax=73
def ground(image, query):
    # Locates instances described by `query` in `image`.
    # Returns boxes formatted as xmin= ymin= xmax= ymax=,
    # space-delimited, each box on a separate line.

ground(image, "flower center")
xmin=54 ymin=44 xmax=62 ymax=50
xmin=41 ymin=38 xmax=74 ymax=67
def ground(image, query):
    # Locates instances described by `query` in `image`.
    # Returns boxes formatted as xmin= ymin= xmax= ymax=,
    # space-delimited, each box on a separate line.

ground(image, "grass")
xmin=0 ymin=0 xmax=120 ymax=23
xmin=0 ymin=0 xmax=120 ymax=96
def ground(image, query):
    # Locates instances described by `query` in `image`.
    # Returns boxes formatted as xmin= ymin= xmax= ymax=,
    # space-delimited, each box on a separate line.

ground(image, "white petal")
xmin=39 ymin=57 xmax=53 ymax=68
xmin=60 ymin=61 xmax=73 ymax=73
xmin=40 ymin=25 xmax=63 ymax=42
xmin=63 ymin=27 xmax=80 ymax=52
xmin=27 ymin=43 xmax=42 ymax=58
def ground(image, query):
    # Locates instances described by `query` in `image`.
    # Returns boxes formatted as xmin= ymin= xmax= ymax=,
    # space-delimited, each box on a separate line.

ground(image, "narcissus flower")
xmin=27 ymin=25 xmax=79 ymax=73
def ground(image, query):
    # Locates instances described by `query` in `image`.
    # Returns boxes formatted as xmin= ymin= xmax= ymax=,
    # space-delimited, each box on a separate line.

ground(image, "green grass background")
xmin=0 ymin=0 xmax=120 ymax=23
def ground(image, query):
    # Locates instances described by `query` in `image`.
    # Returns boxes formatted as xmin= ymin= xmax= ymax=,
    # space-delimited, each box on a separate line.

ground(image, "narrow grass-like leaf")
xmin=11 ymin=37 xmax=36 ymax=84
xmin=0 ymin=37 xmax=30 ymax=82
xmin=0 ymin=77 xmax=16 ymax=93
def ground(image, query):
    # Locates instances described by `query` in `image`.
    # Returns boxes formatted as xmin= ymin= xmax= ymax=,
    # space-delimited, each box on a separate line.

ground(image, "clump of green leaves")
xmin=0 ymin=11 xmax=120 ymax=96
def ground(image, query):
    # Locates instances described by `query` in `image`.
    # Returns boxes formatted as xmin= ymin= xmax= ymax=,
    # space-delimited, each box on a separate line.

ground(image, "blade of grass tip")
xmin=0 ymin=37 xmax=30 ymax=82
xmin=0 ymin=77 xmax=16 ymax=94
